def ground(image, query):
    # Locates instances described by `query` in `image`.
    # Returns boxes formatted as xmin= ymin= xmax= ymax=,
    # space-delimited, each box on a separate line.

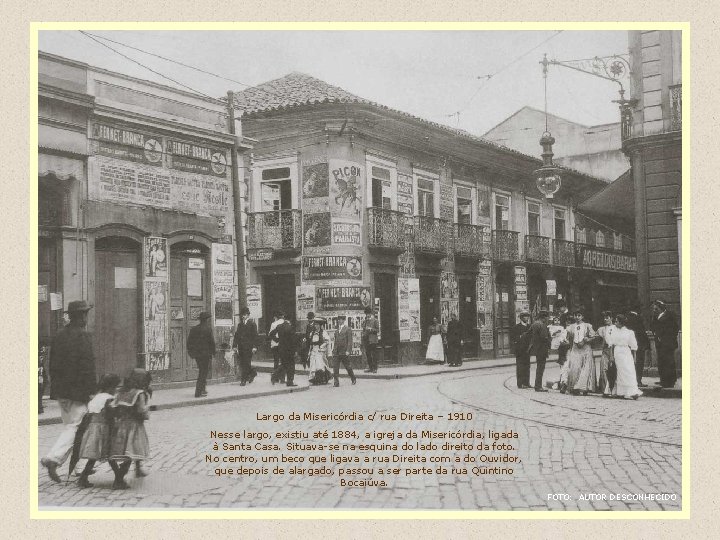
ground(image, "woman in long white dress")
xmin=607 ymin=314 xmax=642 ymax=400
xmin=565 ymin=309 xmax=599 ymax=395
xmin=425 ymin=317 xmax=445 ymax=364
xmin=597 ymin=311 xmax=615 ymax=397
xmin=307 ymin=318 xmax=332 ymax=385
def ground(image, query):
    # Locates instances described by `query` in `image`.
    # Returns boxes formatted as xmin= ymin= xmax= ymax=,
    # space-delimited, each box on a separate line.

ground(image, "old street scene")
xmin=37 ymin=29 xmax=682 ymax=510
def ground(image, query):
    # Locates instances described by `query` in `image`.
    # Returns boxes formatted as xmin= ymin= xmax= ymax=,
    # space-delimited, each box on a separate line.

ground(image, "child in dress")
xmin=108 ymin=368 xmax=151 ymax=490
xmin=76 ymin=373 xmax=121 ymax=488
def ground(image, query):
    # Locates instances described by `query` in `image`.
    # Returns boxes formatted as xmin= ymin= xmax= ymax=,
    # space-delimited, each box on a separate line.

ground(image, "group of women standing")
xmin=560 ymin=309 xmax=642 ymax=400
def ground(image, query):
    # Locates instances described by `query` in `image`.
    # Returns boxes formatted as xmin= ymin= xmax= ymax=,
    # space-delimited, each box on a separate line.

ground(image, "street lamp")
xmin=535 ymin=131 xmax=562 ymax=199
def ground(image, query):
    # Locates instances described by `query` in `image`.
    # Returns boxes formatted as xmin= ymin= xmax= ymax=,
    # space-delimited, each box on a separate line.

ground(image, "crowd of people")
xmin=511 ymin=299 xmax=679 ymax=400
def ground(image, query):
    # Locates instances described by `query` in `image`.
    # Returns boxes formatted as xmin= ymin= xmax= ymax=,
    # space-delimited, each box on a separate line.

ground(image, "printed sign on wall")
xmin=302 ymin=256 xmax=362 ymax=281
xmin=246 ymin=284 xmax=262 ymax=322
xmin=316 ymin=286 xmax=371 ymax=312
xmin=329 ymin=160 xmax=363 ymax=219
xmin=144 ymin=237 xmax=168 ymax=279
xmin=331 ymin=221 xmax=361 ymax=245
xmin=303 ymin=212 xmax=331 ymax=248
xmin=296 ymin=285 xmax=316 ymax=322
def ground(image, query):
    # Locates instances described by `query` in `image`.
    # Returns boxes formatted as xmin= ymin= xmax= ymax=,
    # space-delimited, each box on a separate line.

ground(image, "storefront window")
xmin=596 ymin=230 xmax=605 ymax=248
xmin=456 ymin=186 xmax=473 ymax=224
xmin=527 ymin=201 xmax=541 ymax=235
xmin=494 ymin=193 xmax=510 ymax=230
xmin=418 ymin=178 xmax=435 ymax=218
xmin=554 ymin=208 xmax=566 ymax=240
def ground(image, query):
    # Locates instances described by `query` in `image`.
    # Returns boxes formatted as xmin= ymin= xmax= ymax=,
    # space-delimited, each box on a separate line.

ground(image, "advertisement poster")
xmin=331 ymin=221 xmax=361 ymax=245
xmin=303 ymin=212 xmax=331 ymax=248
xmin=329 ymin=160 xmax=362 ymax=219
xmin=214 ymin=284 xmax=234 ymax=327
xmin=144 ymin=281 xmax=167 ymax=321
xmin=145 ymin=352 xmax=170 ymax=371
xmin=166 ymin=139 xmax=228 ymax=177
xmin=212 ymin=243 xmax=234 ymax=284
xmin=477 ymin=185 xmax=491 ymax=220
xmin=302 ymin=162 xmax=329 ymax=198
xmin=246 ymin=284 xmax=262 ymax=322
xmin=144 ymin=236 xmax=168 ymax=279
xmin=145 ymin=321 xmax=167 ymax=353
xmin=546 ymin=280 xmax=557 ymax=296
xmin=316 ymin=286 xmax=371 ymax=312
xmin=479 ymin=327 xmax=494 ymax=350
xmin=302 ymin=255 xmax=362 ymax=281
xmin=296 ymin=285 xmax=316 ymax=322
xmin=441 ymin=272 xmax=458 ymax=299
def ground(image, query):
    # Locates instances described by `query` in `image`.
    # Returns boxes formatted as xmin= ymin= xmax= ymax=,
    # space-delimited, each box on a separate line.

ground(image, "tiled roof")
xmin=233 ymin=73 xmax=608 ymax=186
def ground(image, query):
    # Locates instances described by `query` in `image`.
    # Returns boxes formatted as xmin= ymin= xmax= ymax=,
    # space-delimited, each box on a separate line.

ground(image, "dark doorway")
xmin=495 ymin=271 xmax=512 ymax=356
xmin=95 ymin=236 xmax=141 ymax=378
xmin=419 ymin=275 xmax=440 ymax=346
xmin=39 ymin=237 xmax=60 ymax=346
xmin=373 ymin=272 xmax=398 ymax=363
xmin=262 ymin=274 xmax=296 ymax=333
xmin=458 ymin=278 xmax=477 ymax=357
xmin=169 ymin=242 xmax=210 ymax=382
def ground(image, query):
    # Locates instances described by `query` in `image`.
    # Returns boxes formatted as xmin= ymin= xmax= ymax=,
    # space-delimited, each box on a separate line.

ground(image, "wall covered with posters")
xmin=143 ymin=237 xmax=169 ymax=371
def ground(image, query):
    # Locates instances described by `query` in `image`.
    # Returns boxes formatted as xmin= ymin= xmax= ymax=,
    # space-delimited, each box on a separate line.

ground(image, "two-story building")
xmin=234 ymin=72 xmax=637 ymax=364
xmin=38 ymin=52 xmax=251 ymax=383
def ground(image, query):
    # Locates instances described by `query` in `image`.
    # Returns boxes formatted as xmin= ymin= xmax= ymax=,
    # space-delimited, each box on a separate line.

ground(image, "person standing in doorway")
xmin=446 ymin=312 xmax=463 ymax=367
xmin=41 ymin=300 xmax=97 ymax=483
xmin=274 ymin=311 xmax=298 ymax=387
xmin=511 ymin=312 xmax=532 ymax=389
xmin=186 ymin=311 xmax=215 ymax=398
xmin=650 ymin=300 xmax=679 ymax=388
xmin=362 ymin=307 xmax=379 ymax=373
xmin=233 ymin=307 xmax=258 ymax=386
xmin=626 ymin=303 xmax=650 ymax=388
xmin=528 ymin=310 xmax=551 ymax=392
xmin=332 ymin=315 xmax=357 ymax=387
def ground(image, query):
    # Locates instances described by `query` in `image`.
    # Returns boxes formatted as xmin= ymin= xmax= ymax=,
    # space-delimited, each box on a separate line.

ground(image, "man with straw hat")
xmin=40 ymin=300 xmax=97 ymax=483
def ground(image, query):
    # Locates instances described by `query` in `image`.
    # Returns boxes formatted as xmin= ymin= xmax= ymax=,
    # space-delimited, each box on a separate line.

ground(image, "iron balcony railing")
xmin=414 ymin=216 xmax=450 ymax=255
xmin=454 ymin=223 xmax=491 ymax=259
xmin=247 ymin=209 xmax=302 ymax=251
xmin=552 ymin=239 xmax=576 ymax=267
xmin=367 ymin=207 xmax=405 ymax=250
xmin=492 ymin=230 xmax=520 ymax=262
xmin=670 ymin=84 xmax=681 ymax=132
xmin=525 ymin=234 xmax=551 ymax=264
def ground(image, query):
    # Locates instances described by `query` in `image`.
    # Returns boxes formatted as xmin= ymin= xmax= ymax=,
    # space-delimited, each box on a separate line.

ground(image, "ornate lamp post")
xmin=535 ymin=131 xmax=562 ymax=198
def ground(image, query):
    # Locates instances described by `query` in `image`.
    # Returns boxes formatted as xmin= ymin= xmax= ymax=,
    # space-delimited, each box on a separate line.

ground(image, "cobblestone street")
xmin=37 ymin=364 xmax=682 ymax=511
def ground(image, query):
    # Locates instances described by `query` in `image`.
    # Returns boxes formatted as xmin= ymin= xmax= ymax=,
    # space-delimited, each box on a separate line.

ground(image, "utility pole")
xmin=227 ymin=90 xmax=247 ymax=310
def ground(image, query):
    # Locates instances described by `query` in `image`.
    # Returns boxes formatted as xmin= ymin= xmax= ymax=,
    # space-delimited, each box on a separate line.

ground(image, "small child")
xmin=108 ymin=368 xmax=151 ymax=490
xmin=76 ymin=373 xmax=121 ymax=488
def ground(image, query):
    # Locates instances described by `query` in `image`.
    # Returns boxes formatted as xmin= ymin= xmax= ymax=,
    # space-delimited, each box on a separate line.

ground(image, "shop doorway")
xmin=495 ymin=275 xmax=512 ymax=356
xmin=262 ymin=274 xmax=296 ymax=334
xmin=419 ymin=275 xmax=440 ymax=345
xmin=458 ymin=278 xmax=477 ymax=357
xmin=169 ymin=242 xmax=209 ymax=382
xmin=373 ymin=272 xmax=398 ymax=363
xmin=38 ymin=237 xmax=60 ymax=346
xmin=95 ymin=236 xmax=142 ymax=377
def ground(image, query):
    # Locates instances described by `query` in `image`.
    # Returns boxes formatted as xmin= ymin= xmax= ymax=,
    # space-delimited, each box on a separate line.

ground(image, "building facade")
xmin=235 ymin=73 xmax=637 ymax=364
xmin=38 ymin=52 xmax=250 ymax=383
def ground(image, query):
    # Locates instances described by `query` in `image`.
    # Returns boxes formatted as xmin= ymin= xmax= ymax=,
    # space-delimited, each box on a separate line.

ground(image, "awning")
xmin=578 ymin=169 xmax=634 ymax=222
xmin=38 ymin=153 xmax=84 ymax=182
xmin=38 ymin=124 xmax=88 ymax=156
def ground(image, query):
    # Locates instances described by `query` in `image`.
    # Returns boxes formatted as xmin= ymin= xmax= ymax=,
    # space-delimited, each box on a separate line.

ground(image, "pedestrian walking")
xmin=232 ymin=307 xmax=258 ymax=386
xmin=273 ymin=311 xmax=298 ymax=387
xmin=511 ymin=312 xmax=532 ymax=389
xmin=332 ymin=315 xmax=356 ymax=387
xmin=40 ymin=300 xmax=97 ymax=484
xmin=300 ymin=312 xmax=315 ymax=370
xmin=187 ymin=311 xmax=216 ymax=397
xmin=565 ymin=309 xmax=599 ymax=395
xmin=597 ymin=311 xmax=616 ymax=397
xmin=425 ymin=316 xmax=446 ymax=365
xmin=650 ymin=300 xmax=679 ymax=388
xmin=267 ymin=311 xmax=285 ymax=383
xmin=529 ymin=310 xmax=551 ymax=392
xmin=108 ymin=369 xmax=152 ymax=490
xmin=605 ymin=314 xmax=642 ymax=400
xmin=307 ymin=317 xmax=332 ymax=385
xmin=362 ymin=307 xmax=379 ymax=373
xmin=74 ymin=373 xmax=121 ymax=488
xmin=626 ymin=303 xmax=650 ymax=387
xmin=446 ymin=312 xmax=463 ymax=367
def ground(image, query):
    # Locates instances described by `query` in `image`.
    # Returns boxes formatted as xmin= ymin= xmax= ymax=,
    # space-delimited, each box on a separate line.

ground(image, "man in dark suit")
xmin=362 ymin=307 xmax=379 ymax=373
xmin=187 ymin=311 xmax=216 ymax=397
xmin=650 ymin=300 xmax=679 ymax=388
xmin=446 ymin=312 xmax=463 ymax=367
xmin=529 ymin=310 xmax=552 ymax=392
xmin=626 ymin=303 xmax=650 ymax=387
xmin=555 ymin=300 xmax=571 ymax=367
xmin=274 ymin=311 xmax=298 ymax=387
xmin=332 ymin=315 xmax=356 ymax=387
xmin=512 ymin=311 xmax=532 ymax=389
xmin=232 ymin=307 xmax=258 ymax=386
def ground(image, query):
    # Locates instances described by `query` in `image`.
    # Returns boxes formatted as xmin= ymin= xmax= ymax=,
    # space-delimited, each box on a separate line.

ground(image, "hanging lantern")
xmin=534 ymin=131 xmax=562 ymax=199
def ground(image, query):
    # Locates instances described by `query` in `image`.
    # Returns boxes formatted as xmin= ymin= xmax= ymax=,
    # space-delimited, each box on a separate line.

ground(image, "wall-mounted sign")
xmin=212 ymin=243 xmax=233 ymax=284
xmin=316 ymin=286 xmax=371 ymax=312
xmin=246 ymin=284 xmax=262 ymax=322
xmin=296 ymin=285 xmax=316 ymax=321
xmin=546 ymin=280 xmax=557 ymax=296
xmin=302 ymin=256 xmax=362 ymax=281
xmin=91 ymin=123 xmax=162 ymax=166
xmin=188 ymin=258 xmax=205 ymax=269
xmin=576 ymin=247 xmax=638 ymax=273
xmin=248 ymin=248 xmax=274 ymax=261
xmin=144 ymin=237 xmax=168 ymax=279
xmin=332 ymin=221 xmax=361 ymax=245
xmin=166 ymin=139 xmax=228 ymax=177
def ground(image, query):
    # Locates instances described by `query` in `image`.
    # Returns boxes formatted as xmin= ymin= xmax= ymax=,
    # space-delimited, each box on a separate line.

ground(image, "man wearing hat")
xmin=650 ymin=300 xmax=679 ymax=388
xmin=332 ymin=315 xmax=357 ymax=387
xmin=232 ymin=307 xmax=259 ymax=386
xmin=273 ymin=310 xmax=298 ymax=387
xmin=528 ymin=309 xmax=552 ymax=392
xmin=511 ymin=311 xmax=532 ymax=389
xmin=41 ymin=300 xmax=97 ymax=483
xmin=187 ymin=311 xmax=216 ymax=397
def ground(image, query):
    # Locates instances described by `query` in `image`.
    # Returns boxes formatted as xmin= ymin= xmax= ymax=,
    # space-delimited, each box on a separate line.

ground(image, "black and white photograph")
xmin=35 ymin=26 xmax=684 ymax=514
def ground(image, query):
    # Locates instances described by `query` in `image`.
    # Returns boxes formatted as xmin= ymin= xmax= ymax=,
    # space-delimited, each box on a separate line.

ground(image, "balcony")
xmin=454 ymin=223 xmax=491 ymax=260
xmin=367 ymin=207 xmax=405 ymax=254
xmin=246 ymin=209 xmax=301 ymax=258
xmin=670 ymin=84 xmax=681 ymax=132
xmin=552 ymin=239 xmax=576 ymax=267
xmin=492 ymin=230 xmax=520 ymax=262
xmin=524 ymin=235 xmax=551 ymax=264
xmin=414 ymin=216 xmax=450 ymax=256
